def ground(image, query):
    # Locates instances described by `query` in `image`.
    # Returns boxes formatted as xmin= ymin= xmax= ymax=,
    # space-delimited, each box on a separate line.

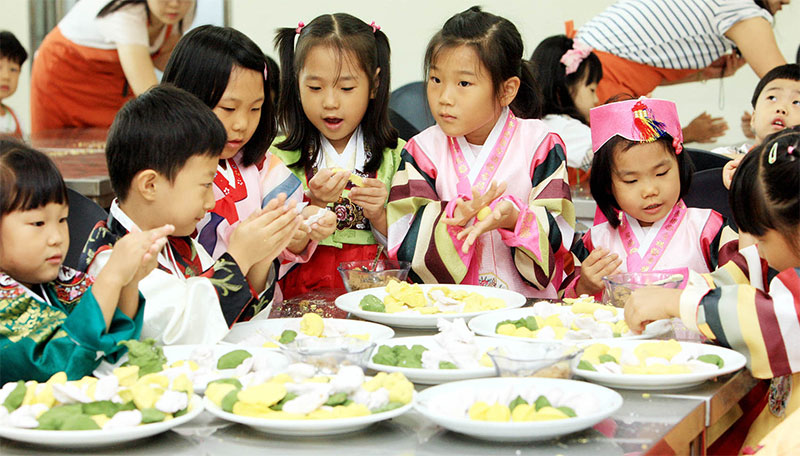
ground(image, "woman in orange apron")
xmin=30 ymin=0 xmax=195 ymax=133
xmin=573 ymin=0 xmax=789 ymax=143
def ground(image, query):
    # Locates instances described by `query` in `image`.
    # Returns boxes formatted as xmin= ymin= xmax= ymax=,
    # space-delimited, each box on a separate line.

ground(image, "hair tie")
xmin=263 ymin=62 xmax=268 ymax=80
xmin=369 ymin=21 xmax=380 ymax=33
xmin=788 ymin=145 xmax=795 ymax=156
xmin=296 ymin=22 xmax=305 ymax=34
xmin=560 ymin=41 xmax=593 ymax=76
xmin=768 ymin=142 xmax=779 ymax=164
xmin=672 ymin=137 xmax=683 ymax=155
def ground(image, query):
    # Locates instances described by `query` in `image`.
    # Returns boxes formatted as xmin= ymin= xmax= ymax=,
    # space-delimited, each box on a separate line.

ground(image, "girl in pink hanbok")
xmin=569 ymin=97 xmax=738 ymax=298
xmin=387 ymin=6 xmax=576 ymax=298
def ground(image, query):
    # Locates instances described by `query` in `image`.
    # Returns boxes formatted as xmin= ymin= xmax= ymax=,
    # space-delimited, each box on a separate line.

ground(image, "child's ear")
xmin=499 ymin=76 xmax=521 ymax=107
xmin=132 ymin=169 xmax=160 ymax=202
xmin=370 ymin=67 xmax=381 ymax=99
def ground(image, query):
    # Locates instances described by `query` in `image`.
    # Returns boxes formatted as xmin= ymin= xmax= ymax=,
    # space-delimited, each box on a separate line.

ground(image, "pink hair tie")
xmin=369 ymin=21 xmax=380 ymax=33
xmin=263 ymin=62 xmax=268 ymax=81
xmin=560 ymin=41 xmax=593 ymax=76
xmin=296 ymin=22 xmax=305 ymax=34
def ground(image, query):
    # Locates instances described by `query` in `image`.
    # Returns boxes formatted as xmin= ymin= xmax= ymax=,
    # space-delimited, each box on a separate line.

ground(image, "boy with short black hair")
xmin=82 ymin=84 xmax=302 ymax=345
xmin=0 ymin=31 xmax=27 ymax=138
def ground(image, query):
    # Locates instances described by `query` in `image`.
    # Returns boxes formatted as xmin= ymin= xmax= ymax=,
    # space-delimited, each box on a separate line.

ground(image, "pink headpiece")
xmin=589 ymin=97 xmax=683 ymax=154
xmin=560 ymin=41 xmax=593 ymax=75
xmin=369 ymin=21 xmax=380 ymax=33
xmin=296 ymin=22 xmax=305 ymax=34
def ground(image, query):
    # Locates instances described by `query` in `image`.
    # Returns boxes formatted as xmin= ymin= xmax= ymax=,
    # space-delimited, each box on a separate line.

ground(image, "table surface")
xmin=0 ymin=294 xmax=759 ymax=456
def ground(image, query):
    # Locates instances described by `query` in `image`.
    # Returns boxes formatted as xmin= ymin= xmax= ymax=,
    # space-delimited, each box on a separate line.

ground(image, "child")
xmin=272 ymin=13 xmax=403 ymax=298
xmin=81 ymin=84 xmax=303 ymax=345
xmin=0 ymin=139 xmax=172 ymax=382
xmin=529 ymin=34 xmax=602 ymax=182
xmin=624 ymin=127 xmax=800 ymax=454
xmin=0 ymin=31 xmax=26 ymax=138
xmin=570 ymin=98 xmax=737 ymax=297
xmin=161 ymin=25 xmax=335 ymax=278
xmin=387 ymin=7 xmax=575 ymax=298
xmin=714 ymin=63 xmax=800 ymax=155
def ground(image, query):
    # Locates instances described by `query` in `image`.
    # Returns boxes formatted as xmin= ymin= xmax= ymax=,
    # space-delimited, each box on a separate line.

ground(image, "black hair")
xmin=0 ymin=139 xmax=67 ymax=217
xmin=424 ymin=6 xmax=542 ymax=119
xmin=729 ymin=126 xmax=800 ymax=253
xmin=106 ymin=84 xmax=226 ymax=201
xmin=528 ymin=35 xmax=602 ymax=125
xmin=274 ymin=13 xmax=397 ymax=174
xmin=0 ymin=31 xmax=27 ymax=66
xmin=750 ymin=63 xmax=800 ymax=107
xmin=97 ymin=0 xmax=194 ymax=29
xmin=266 ymin=55 xmax=280 ymax=104
xmin=162 ymin=25 xmax=276 ymax=167
xmin=590 ymin=135 xmax=694 ymax=228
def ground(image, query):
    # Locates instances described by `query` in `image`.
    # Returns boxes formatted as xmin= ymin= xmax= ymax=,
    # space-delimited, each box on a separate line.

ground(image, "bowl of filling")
xmin=488 ymin=343 xmax=580 ymax=379
xmin=338 ymin=260 xmax=411 ymax=292
xmin=602 ymin=272 xmax=684 ymax=308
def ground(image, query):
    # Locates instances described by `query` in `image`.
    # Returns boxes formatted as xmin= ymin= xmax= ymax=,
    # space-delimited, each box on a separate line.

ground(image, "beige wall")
xmin=1 ymin=0 xmax=31 ymax=134
xmin=3 ymin=0 xmax=799 ymax=147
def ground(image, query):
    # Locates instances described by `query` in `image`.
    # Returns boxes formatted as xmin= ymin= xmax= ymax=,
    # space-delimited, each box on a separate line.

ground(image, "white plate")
xmin=366 ymin=336 xmax=535 ymax=385
xmin=203 ymin=394 xmax=413 ymax=436
xmin=335 ymin=284 xmax=526 ymax=329
xmin=572 ymin=340 xmax=747 ymax=390
xmin=468 ymin=307 xmax=670 ymax=343
xmin=161 ymin=345 xmax=290 ymax=393
xmin=222 ymin=318 xmax=395 ymax=346
xmin=414 ymin=377 xmax=622 ymax=442
xmin=0 ymin=394 xmax=203 ymax=448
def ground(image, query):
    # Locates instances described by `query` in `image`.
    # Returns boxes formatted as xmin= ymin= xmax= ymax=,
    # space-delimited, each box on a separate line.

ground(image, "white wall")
xmin=231 ymin=0 xmax=800 ymax=147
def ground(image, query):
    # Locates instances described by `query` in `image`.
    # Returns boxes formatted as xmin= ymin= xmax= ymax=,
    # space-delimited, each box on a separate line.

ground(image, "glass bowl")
xmin=602 ymin=272 xmax=685 ymax=308
xmin=337 ymin=260 xmax=411 ymax=292
xmin=280 ymin=337 xmax=375 ymax=375
xmin=488 ymin=343 xmax=581 ymax=379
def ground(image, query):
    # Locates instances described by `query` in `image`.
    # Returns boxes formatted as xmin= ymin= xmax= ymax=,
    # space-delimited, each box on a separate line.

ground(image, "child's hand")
xmin=443 ymin=181 xmax=507 ymax=227
xmin=722 ymin=155 xmax=744 ymax=190
xmin=575 ymin=248 xmax=622 ymax=296
xmin=624 ymin=287 xmax=682 ymax=334
xmin=308 ymin=169 xmax=350 ymax=205
xmin=348 ymin=178 xmax=388 ymax=222
xmin=455 ymin=200 xmax=518 ymax=254
xmin=682 ymin=112 xmax=728 ymax=144
xmin=102 ymin=224 xmax=174 ymax=287
xmin=307 ymin=210 xmax=337 ymax=242
xmin=741 ymin=111 xmax=755 ymax=139
xmin=287 ymin=222 xmax=312 ymax=254
xmin=228 ymin=194 xmax=303 ymax=273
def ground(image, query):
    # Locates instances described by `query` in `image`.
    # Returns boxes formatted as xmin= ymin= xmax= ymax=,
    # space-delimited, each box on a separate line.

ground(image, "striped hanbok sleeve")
xmin=497 ymin=133 xmax=576 ymax=292
xmin=680 ymin=249 xmax=800 ymax=379
xmin=386 ymin=144 xmax=472 ymax=284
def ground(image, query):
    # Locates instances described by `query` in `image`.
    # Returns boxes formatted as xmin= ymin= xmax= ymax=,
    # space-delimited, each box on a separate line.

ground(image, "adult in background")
xmin=30 ymin=0 xmax=195 ymax=133
xmin=576 ymin=0 xmax=790 ymax=143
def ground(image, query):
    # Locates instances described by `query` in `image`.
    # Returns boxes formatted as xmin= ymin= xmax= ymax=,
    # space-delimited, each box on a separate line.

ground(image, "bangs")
xmin=0 ymin=141 xmax=68 ymax=216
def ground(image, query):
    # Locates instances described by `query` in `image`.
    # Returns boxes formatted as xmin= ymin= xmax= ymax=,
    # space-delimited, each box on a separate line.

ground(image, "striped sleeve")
xmin=498 ymin=133 xmax=576 ymax=292
xmin=680 ymin=251 xmax=799 ymax=379
xmin=386 ymin=146 xmax=472 ymax=284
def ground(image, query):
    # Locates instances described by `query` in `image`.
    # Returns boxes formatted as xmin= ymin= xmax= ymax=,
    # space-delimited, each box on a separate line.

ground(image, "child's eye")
xmin=30 ymin=221 xmax=45 ymax=227
xmin=458 ymin=81 xmax=471 ymax=87
xmin=219 ymin=107 xmax=235 ymax=112
xmin=59 ymin=217 xmax=68 ymax=224
xmin=623 ymin=179 xmax=637 ymax=184
xmin=307 ymin=86 xmax=321 ymax=91
xmin=656 ymin=170 xmax=668 ymax=177
xmin=766 ymin=95 xmax=777 ymax=101
xmin=341 ymin=87 xmax=355 ymax=92
xmin=429 ymin=76 xmax=441 ymax=84
xmin=251 ymin=107 xmax=261 ymax=112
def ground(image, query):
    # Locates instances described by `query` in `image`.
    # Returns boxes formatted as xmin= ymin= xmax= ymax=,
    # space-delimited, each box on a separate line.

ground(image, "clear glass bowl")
xmin=602 ymin=272 xmax=685 ymax=308
xmin=337 ymin=260 xmax=411 ymax=292
xmin=280 ymin=337 xmax=375 ymax=375
xmin=487 ymin=343 xmax=581 ymax=379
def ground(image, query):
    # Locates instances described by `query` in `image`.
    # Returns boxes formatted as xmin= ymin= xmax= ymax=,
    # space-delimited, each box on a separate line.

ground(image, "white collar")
xmin=110 ymin=199 xmax=182 ymax=275
xmin=453 ymin=107 xmax=510 ymax=184
xmin=317 ymin=126 xmax=365 ymax=172
xmin=624 ymin=211 xmax=668 ymax=250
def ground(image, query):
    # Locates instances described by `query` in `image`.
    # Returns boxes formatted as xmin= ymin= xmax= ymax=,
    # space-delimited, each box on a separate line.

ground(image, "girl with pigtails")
xmin=271 ymin=14 xmax=404 ymax=298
